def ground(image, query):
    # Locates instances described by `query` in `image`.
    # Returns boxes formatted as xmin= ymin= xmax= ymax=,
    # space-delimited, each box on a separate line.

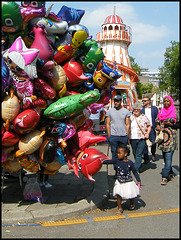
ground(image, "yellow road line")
xmin=93 ymin=215 xmax=126 ymax=221
xmin=93 ymin=208 xmax=179 ymax=222
xmin=127 ymin=208 xmax=179 ymax=218
xmin=41 ymin=208 xmax=179 ymax=226
xmin=41 ymin=219 xmax=88 ymax=227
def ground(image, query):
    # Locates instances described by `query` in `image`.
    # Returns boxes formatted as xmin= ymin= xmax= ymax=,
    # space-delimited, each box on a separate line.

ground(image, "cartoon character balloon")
xmin=2 ymin=36 xmax=39 ymax=106
xmin=76 ymin=39 xmax=104 ymax=74
xmin=54 ymin=28 xmax=88 ymax=65
xmin=92 ymin=60 xmax=122 ymax=90
xmin=1 ymin=1 xmax=24 ymax=46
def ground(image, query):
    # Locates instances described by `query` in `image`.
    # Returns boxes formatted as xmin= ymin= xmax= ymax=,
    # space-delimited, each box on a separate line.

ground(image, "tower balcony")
xmin=96 ymin=24 xmax=132 ymax=46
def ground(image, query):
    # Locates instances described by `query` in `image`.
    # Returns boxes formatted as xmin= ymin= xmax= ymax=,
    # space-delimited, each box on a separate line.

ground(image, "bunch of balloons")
xmin=1 ymin=1 xmax=121 ymax=181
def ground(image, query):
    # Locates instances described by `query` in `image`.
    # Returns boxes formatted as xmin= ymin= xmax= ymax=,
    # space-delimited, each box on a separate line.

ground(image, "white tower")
xmin=96 ymin=7 xmax=139 ymax=108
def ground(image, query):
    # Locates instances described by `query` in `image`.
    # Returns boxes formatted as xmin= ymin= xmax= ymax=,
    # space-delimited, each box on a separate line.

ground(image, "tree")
xmin=158 ymin=41 xmax=180 ymax=100
xmin=130 ymin=56 xmax=150 ymax=98
xmin=129 ymin=56 xmax=141 ymax=75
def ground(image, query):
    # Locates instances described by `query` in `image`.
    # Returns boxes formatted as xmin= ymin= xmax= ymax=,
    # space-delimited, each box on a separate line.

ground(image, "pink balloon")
xmin=30 ymin=26 xmax=54 ymax=65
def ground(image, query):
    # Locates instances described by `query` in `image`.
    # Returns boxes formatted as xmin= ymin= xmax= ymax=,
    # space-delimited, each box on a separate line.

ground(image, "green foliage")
xmin=135 ymin=82 xmax=155 ymax=99
xmin=129 ymin=56 xmax=141 ymax=75
xmin=158 ymin=41 xmax=180 ymax=100
xmin=129 ymin=56 xmax=153 ymax=98
xmin=129 ymin=55 xmax=160 ymax=98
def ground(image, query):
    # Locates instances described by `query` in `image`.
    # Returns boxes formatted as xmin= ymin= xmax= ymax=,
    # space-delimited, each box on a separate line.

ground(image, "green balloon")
xmin=43 ymin=91 xmax=100 ymax=120
xmin=76 ymin=39 xmax=104 ymax=74
xmin=2 ymin=1 xmax=23 ymax=32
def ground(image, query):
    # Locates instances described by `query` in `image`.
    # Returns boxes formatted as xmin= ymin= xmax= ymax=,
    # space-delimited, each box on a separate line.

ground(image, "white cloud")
xmin=81 ymin=2 xmax=169 ymax=44
xmin=132 ymin=23 xmax=169 ymax=44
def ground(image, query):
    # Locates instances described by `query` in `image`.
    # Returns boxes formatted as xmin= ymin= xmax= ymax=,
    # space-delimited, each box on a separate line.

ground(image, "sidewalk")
xmin=1 ymin=141 xmax=180 ymax=225
xmin=1 ymin=143 xmax=110 ymax=225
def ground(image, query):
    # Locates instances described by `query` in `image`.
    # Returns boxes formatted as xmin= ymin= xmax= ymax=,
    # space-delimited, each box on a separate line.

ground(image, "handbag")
xmin=155 ymin=130 xmax=164 ymax=144
xmin=134 ymin=116 xmax=152 ymax=150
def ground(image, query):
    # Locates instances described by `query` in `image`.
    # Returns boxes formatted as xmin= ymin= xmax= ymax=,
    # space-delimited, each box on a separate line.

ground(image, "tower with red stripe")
xmin=96 ymin=7 xmax=132 ymax=69
xmin=96 ymin=6 xmax=139 ymax=109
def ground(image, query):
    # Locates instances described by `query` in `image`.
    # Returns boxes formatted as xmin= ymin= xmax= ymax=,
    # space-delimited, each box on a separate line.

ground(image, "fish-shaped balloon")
xmin=77 ymin=148 xmax=109 ymax=181
xmin=64 ymin=130 xmax=107 ymax=180
xmin=43 ymin=90 xmax=100 ymax=120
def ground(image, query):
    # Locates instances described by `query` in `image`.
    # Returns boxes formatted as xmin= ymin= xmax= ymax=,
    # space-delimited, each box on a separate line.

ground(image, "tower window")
xmin=115 ymin=25 xmax=119 ymax=30
xmin=108 ymin=25 xmax=113 ymax=30
xmin=104 ymin=26 xmax=107 ymax=31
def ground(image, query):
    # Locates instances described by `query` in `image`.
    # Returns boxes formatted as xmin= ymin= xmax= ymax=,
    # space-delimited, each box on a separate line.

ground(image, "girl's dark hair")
xmin=117 ymin=144 xmax=130 ymax=156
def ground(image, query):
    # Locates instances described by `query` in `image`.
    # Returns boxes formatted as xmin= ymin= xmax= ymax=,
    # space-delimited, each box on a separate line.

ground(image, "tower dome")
xmin=104 ymin=15 xmax=124 ymax=25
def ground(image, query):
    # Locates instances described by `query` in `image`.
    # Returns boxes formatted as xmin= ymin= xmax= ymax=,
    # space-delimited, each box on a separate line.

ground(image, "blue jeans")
xmin=143 ymin=127 xmax=156 ymax=161
xmin=130 ymin=139 xmax=146 ymax=171
xmin=162 ymin=150 xmax=174 ymax=179
xmin=109 ymin=135 xmax=128 ymax=170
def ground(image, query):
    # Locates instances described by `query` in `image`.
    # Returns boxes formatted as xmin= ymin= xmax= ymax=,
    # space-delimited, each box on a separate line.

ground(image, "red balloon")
xmin=77 ymin=148 xmax=109 ymax=181
xmin=2 ymin=129 xmax=19 ymax=146
xmin=76 ymin=130 xmax=107 ymax=151
xmin=22 ymin=98 xmax=47 ymax=110
xmin=63 ymin=57 xmax=89 ymax=86
xmin=13 ymin=108 xmax=41 ymax=134
xmin=34 ymin=78 xmax=56 ymax=99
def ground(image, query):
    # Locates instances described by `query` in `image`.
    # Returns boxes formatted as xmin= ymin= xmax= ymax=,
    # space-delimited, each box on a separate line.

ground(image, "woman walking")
xmin=129 ymin=102 xmax=151 ymax=172
xmin=156 ymin=95 xmax=180 ymax=185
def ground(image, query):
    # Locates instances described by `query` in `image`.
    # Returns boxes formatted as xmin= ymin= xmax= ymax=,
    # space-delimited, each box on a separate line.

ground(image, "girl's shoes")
xmin=161 ymin=178 xmax=167 ymax=185
xmin=45 ymin=181 xmax=53 ymax=188
xmin=39 ymin=182 xmax=45 ymax=187
xmin=116 ymin=209 xmax=123 ymax=215
xmin=39 ymin=181 xmax=52 ymax=188
xmin=129 ymin=204 xmax=135 ymax=210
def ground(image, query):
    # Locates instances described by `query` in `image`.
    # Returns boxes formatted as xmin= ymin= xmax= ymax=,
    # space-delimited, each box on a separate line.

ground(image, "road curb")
xmin=2 ymin=165 xmax=109 ymax=225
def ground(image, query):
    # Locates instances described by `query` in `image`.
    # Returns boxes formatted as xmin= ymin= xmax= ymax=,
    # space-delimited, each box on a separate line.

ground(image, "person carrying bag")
xmin=129 ymin=102 xmax=151 ymax=173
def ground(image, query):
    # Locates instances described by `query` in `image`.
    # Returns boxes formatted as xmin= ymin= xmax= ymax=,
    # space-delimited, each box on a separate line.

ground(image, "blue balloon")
xmin=56 ymin=148 xmax=65 ymax=165
xmin=1 ymin=58 xmax=10 ymax=96
xmin=57 ymin=5 xmax=85 ymax=26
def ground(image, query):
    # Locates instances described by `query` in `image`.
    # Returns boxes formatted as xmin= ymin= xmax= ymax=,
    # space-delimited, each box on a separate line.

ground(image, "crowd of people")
xmin=103 ymin=93 xmax=180 ymax=214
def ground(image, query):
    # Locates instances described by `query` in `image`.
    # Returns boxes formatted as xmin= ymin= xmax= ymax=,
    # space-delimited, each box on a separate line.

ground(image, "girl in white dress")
xmin=103 ymin=145 xmax=141 ymax=214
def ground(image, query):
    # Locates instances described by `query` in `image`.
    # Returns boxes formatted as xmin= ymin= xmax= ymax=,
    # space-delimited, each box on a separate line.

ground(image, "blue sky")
xmin=16 ymin=1 xmax=179 ymax=72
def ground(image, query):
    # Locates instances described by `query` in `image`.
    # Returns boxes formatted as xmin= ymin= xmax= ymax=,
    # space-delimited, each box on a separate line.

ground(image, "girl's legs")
xmin=117 ymin=195 xmax=123 ymax=214
xmin=129 ymin=198 xmax=135 ymax=210
xmin=45 ymin=174 xmax=49 ymax=182
xmin=44 ymin=174 xmax=52 ymax=188
xmin=39 ymin=167 xmax=52 ymax=188
xmin=39 ymin=166 xmax=45 ymax=186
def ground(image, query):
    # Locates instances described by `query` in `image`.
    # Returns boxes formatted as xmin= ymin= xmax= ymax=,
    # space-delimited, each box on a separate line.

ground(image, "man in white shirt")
xmin=141 ymin=94 xmax=158 ymax=163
